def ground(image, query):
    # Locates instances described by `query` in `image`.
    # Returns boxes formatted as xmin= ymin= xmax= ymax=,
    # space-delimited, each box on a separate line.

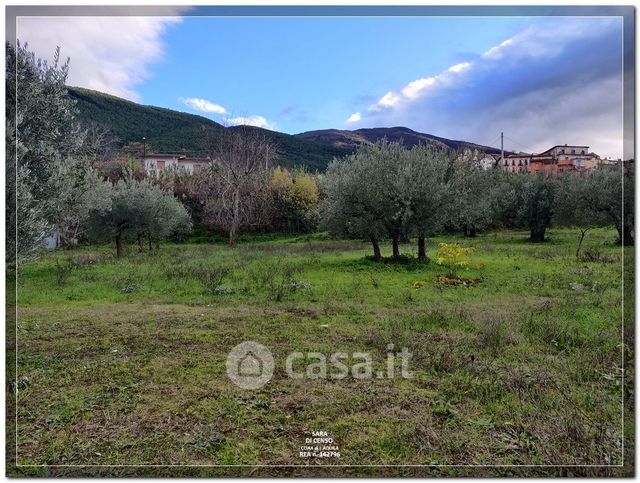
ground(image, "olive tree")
xmin=398 ymin=145 xmax=452 ymax=262
xmin=6 ymin=42 xmax=87 ymax=260
xmin=517 ymin=173 xmax=557 ymax=242
xmin=554 ymin=173 xmax=609 ymax=258
xmin=87 ymin=176 xmax=191 ymax=256
xmin=321 ymin=153 xmax=387 ymax=261
xmin=447 ymin=154 xmax=498 ymax=237
xmin=48 ymin=160 xmax=112 ymax=248
xmin=579 ymin=165 xmax=634 ymax=246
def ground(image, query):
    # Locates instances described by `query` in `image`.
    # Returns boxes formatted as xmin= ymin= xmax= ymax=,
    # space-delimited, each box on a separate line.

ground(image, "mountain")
xmin=295 ymin=127 xmax=503 ymax=154
xmin=68 ymin=87 xmax=353 ymax=171
xmin=68 ymin=87 xmax=502 ymax=171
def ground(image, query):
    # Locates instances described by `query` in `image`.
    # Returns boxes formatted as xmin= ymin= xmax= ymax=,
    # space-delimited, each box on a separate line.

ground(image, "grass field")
xmin=7 ymin=228 xmax=634 ymax=476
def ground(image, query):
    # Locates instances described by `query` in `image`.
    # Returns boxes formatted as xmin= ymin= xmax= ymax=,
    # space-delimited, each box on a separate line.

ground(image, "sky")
xmin=16 ymin=12 xmax=625 ymax=158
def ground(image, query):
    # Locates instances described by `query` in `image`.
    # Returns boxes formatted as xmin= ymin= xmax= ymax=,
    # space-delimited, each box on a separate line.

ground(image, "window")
xmin=581 ymin=150 xmax=586 ymax=154
xmin=560 ymin=149 xmax=565 ymax=154
xmin=156 ymin=160 xmax=165 ymax=170
xmin=571 ymin=149 xmax=575 ymax=154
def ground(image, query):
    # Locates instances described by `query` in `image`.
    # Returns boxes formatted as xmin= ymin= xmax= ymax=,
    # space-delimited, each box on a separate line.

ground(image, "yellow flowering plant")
xmin=435 ymin=243 xmax=475 ymax=278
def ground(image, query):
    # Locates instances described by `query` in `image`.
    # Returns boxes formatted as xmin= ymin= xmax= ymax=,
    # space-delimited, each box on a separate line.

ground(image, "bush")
xmin=54 ymin=258 xmax=75 ymax=286
xmin=435 ymin=243 xmax=475 ymax=278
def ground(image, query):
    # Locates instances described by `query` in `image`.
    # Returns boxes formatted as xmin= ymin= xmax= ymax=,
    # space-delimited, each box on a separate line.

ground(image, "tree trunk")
xmin=576 ymin=228 xmax=588 ymax=260
xmin=417 ymin=234 xmax=427 ymax=263
xmin=621 ymin=223 xmax=634 ymax=246
xmin=137 ymin=234 xmax=143 ymax=252
xmin=464 ymin=225 xmax=477 ymax=238
xmin=392 ymin=234 xmax=400 ymax=258
xmin=369 ymin=234 xmax=381 ymax=262
xmin=530 ymin=226 xmax=546 ymax=243
xmin=115 ymin=234 xmax=122 ymax=257
xmin=229 ymin=186 xmax=240 ymax=247
xmin=148 ymin=234 xmax=152 ymax=251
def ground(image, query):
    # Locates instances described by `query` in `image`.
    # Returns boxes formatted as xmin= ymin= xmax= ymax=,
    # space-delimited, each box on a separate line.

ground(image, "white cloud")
xmin=16 ymin=13 xmax=184 ymax=101
xmin=401 ymin=76 xmax=436 ymax=100
xmin=346 ymin=112 xmax=361 ymax=123
xmin=377 ymin=91 xmax=401 ymax=108
xmin=225 ymin=115 xmax=275 ymax=130
xmin=370 ymin=61 xmax=470 ymax=111
xmin=482 ymin=38 xmax=513 ymax=60
xmin=447 ymin=62 xmax=471 ymax=73
xmin=181 ymin=97 xmax=227 ymax=115
xmin=353 ymin=18 xmax=624 ymax=159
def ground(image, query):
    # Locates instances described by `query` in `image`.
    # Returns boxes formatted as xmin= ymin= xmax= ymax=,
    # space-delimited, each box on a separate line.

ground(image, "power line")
xmin=503 ymin=135 xmax=537 ymax=154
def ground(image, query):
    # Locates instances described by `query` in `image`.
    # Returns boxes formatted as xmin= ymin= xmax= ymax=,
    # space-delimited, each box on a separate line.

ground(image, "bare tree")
xmin=205 ymin=126 xmax=275 ymax=246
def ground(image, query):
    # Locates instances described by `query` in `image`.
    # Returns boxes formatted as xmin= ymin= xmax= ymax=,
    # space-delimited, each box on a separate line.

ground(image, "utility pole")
xmin=500 ymin=132 xmax=504 ymax=164
xmin=265 ymin=144 xmax=270 ymax=170
xmin=142 ymin=137 xmax=146 ymax=158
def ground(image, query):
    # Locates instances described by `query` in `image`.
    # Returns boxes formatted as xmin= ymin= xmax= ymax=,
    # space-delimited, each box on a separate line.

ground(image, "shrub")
xmin=248 ymin=259 xmax=304 ymax=301
xmin=435 ymin=243 xmax=474 ymax=269
xmin=54 ymin=257 xmax=75 ymax=286
xmin=435 ymin=243 xmax=475 ymax=279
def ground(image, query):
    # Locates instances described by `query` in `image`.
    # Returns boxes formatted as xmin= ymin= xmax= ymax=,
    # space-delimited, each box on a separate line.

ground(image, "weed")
xmin=113 ymin=271 xmax=140 ymax=294
xmin=193 ymin=265 xmax=231 ymax=294
xmin=54 ymin=258 xmax=75 ymax=286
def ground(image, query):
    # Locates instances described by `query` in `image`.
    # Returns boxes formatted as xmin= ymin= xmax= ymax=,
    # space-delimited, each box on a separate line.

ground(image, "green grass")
xmin=9 ymin=227 xmax=634 ymax=476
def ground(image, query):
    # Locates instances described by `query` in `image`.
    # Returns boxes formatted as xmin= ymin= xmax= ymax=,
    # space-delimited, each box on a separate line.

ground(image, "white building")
xmin=143 ymin=154 xmax=211 ymax=174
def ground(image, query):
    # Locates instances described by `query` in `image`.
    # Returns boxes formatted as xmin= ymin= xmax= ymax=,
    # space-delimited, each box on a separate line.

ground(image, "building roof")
xmin=144 ymin=154 xmax=210 ymax=162
xmin=539 ymin=145 xmax=589 ymax=156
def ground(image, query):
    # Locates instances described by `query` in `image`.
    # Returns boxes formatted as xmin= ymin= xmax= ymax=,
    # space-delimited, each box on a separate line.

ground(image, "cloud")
xmin=225 ymin=115 xmax=276 ymax=130
xmin=447 ymin=62 xmax=471 ymax=73
xmin=16 ymin=12 xmax=184 ymax=101
xmin=181 ymin=97 xmax=227 ymax=115
xmin=346 ymin=112 xmax=362 ymax=123
xmin=182 ymin=98 xmax=275 ymax=130
xmin=377 ymin=91 xmax=401 ymax=108
xmin=351 ymin=18 xmax=624 ymax=158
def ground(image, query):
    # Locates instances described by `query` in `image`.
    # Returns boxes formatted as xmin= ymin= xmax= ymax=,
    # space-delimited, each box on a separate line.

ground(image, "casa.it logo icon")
xmin=226 ymin=341 xmax=274 ymax=389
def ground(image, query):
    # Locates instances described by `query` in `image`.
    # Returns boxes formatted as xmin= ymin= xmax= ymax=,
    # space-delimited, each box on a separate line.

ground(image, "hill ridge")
xmin=69 ymin=86 xmax=501 ymax=171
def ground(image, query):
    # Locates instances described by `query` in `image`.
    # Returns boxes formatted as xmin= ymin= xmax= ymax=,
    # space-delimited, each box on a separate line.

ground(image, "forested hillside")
xmin=68 ymin=87 xmax=353 ymax=171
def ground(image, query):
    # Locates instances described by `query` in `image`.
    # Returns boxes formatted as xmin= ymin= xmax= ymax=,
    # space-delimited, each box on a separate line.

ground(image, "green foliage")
xmin=322 ymin=141 xmax=456 ymax=260
xmin=446 ymin=154 xmax=499 ymax=236
xmin=6 ymin=42 xmax=86 ymax=260
xmin=516 ymin=174 xmax=557 ymax=242
xmin=86 ymin=175 xmax=191 ymax=256
xmin=578 ymin=166 xmax=634 ymax=245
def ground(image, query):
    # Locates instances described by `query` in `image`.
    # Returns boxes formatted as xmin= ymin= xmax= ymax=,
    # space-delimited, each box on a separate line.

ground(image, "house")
xmin=143 ymin=154 xmax=211 ymax=174
xmin=497 ymin=144 xmax=600 ymax=175
xmin=501 ymin=153 xmax=531 ymax=173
